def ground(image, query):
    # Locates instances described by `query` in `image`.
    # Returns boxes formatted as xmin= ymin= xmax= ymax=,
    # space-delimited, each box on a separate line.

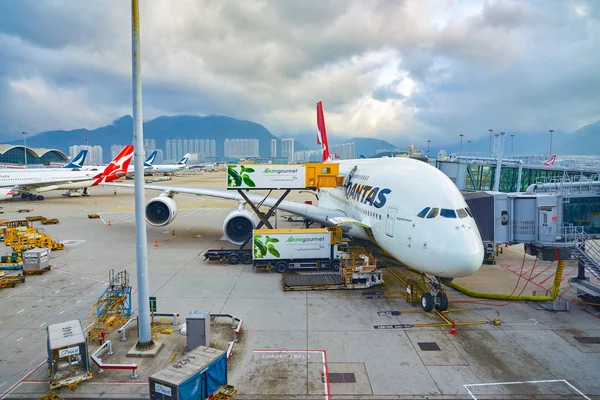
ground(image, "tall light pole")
xmin=467 ymin=140 xmax=471 ymax=156
xmin=549 ymin=129 xmax=554 ymax=159
xmin=427 ymin=140 xmax=431 ymax=159
xmin=488 ymin=129 xmax=493 ymax=158
xmin=510 ymin=134 xmax=515 ymax=157
xmin=131 ymin=0 xmax=153 ymax=350
xmin=22 ymin=132 xmax=28 ymax=165
xmin=459 ymin=134 xmax=464 ymax=157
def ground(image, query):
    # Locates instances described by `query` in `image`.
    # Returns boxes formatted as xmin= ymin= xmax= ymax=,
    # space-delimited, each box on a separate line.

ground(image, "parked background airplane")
xmin=149 ymin=153 xmax=190 ymax=174
xmin=0 ymin=145 xmax=134 ymax=200
xmin=544 ymin=154 xmax=557 ymax=166
xmin=63 ymin=149 xmax=88 ymax=169
xmin=0 ymin=188 xmax=14 ymax=201
xmin=110 ymin=103 xmax=483 ymax=311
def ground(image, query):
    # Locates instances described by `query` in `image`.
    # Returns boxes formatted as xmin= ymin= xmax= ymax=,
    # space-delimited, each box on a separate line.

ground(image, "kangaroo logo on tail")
xmin=544 ymin=154 xmax=556 ymax=166
xmin=64 ymin=150 xmax=88 ymax=169
xmin=92 ymin=145 xmax=134 ymax=186
xmin=316 ymin=101 xmax=332 ymax=163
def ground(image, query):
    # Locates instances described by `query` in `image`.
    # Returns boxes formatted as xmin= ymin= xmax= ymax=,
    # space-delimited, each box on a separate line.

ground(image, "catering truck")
xmin=252 ymin=228 xmax=346 ymax=273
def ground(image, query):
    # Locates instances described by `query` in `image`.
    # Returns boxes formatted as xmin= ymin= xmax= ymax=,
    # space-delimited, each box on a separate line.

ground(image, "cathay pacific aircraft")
xmin=110 ymin=103 xmax=483 ymax=311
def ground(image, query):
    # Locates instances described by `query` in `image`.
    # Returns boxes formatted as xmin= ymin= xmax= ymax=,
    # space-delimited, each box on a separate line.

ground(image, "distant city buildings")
xmin=165 ymin=139 xmax=216 ymax=162
xmin=111 ymin=145 xmax=125 ymax=160
xmin=69 ymin=145 xmax=103 ymax=165
xmin=281 ymin=138 xmax=294 ymax=163
xmin=224 ymin=139 xmax=259 ymax=158
xmin=144 ymin=138 xmax=156 ymax=152
xmin=294 ymin=150 xmax=322 ymax=163
xmin=271 ymin=139 xmax=277 ymax=158
xmin=330 ymin=143 xmax=356 ymax=160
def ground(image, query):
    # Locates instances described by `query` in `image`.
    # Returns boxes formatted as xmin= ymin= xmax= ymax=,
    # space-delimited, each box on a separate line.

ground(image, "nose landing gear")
xmin=420 ymin=278 xmax=449 ymax=312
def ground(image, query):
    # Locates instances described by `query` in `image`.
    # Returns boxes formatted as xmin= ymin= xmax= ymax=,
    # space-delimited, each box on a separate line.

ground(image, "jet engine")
xmin=145 ymin=195 xmax=178 ymax=226
xmin=223 ymin=209 xmax=259 ymax=245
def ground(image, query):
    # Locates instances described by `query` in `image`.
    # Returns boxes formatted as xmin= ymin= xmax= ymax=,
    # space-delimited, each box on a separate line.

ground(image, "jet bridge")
xmin=463 ymin=189 xmax=600 ymax=300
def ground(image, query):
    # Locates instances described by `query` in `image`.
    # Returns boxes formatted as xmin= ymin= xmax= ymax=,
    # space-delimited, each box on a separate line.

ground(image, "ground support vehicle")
xmin=252 ymin=228 xmax=346 ymax=273
xmin=0 ymin=271 xmax=25 ymax=288
xmin=203 ymin=248 xmax=253 ymax=265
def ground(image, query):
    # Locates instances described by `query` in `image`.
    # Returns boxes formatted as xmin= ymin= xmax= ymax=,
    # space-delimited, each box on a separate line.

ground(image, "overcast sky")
xmin=0 ymin=0 xmax=598 ymax=146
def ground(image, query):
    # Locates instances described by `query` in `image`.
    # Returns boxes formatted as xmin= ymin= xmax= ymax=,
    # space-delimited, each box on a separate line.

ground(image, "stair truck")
xmin=252 ymin=228 xmax=346 ymax=273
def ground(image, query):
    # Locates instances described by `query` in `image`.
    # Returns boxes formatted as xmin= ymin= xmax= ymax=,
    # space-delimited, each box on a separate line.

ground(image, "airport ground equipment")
xmin=148 ymin=345 xmax=227 ymax=400
xmin=0 ymin=252 xmax=23 ymax=270
xmin=46 ymin=319 xmax=92 ymax=390
xmin=1 ymin=220 xmax=64 ymax=252
xmin=0 ymin=270 xmax=25 ymax=288
xmin=483 ymin=243 xmax=496 ymax=265
xmin=22 ymin=247 xmax=51 ymax=275
xmin=252 ymin=227 xmax=346 ymax=273
xmin=86 ymin=269 xmax=132 ymax=342
xmin=41 ymin=218 xmax=59 ymax=225
xmin=91 ymin=340 xmax=138 ymax=379
xmin=87 ymin=213 xmax=100 ymax=219
xmin=204 ymin=248 xmax=254 ymax=265
xmin=282 ymin=245 xmax=383 ymax=291
xmin=186 ymin=310 xmax=211 ymax=351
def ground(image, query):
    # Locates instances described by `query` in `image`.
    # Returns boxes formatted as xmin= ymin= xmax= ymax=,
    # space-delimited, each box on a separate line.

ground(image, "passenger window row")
xmin=417 ymin=207 xmax=473 ymax=219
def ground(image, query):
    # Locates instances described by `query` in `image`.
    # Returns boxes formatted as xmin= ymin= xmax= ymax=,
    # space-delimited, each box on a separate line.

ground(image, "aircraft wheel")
xmin=275 ymin=261 xmax=288 ymax=274
xmin=241 ymin=253 xmax=252 ymax=264
xmin=421 ymin=293 xmax=434 ymax=312
xmin=435 ymin=292 xmax=449 ymax=311
xmin=37 ymin=195 xmax=44 ymax=201
xmin=21 ymin=193 xmax=29 ymax=199
xmin=227 ymin=254 xmax=240 ymax=265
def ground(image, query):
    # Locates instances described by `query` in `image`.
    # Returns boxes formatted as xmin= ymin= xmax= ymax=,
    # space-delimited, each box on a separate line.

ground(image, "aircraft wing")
xmin=106 ymin=183 xmax=349 ymax=226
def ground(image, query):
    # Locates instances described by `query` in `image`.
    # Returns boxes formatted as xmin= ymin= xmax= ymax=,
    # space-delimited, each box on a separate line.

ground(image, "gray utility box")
xmin=186 ymin=310 xmax=211 ymax=351
xmin=149 ymin=345 xmax=227 ymax=400
xmin=23 ymin=248 xmax=51 ymax=272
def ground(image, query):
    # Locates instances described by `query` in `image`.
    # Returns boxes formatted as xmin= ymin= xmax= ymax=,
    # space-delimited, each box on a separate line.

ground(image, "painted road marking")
xmin=17 ymin=310 xmax=24 ymax=314
xmin=40 ymin=322 xmax=46 ymax=327
xmin=59 ymin=311 xmax=64 ymax=315
xmin=37 ymin=299 xmax=43 ymax=303
xmin=76 ymin=300 xmax=81 ymax=304
xmin=42 ymin=279 xmax=47 ymax=282
xmin=54 ymin=290 xmax=60 ymax=294
xmin=16 ymin=337 xmax=23 ymax=342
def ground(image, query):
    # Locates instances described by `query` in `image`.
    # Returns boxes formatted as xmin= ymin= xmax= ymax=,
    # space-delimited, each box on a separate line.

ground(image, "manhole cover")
xmin=418 ymin=342 xmax=441 ymax=351
xmin=324 ymin=373 xmax=356 ymax=383
xmin=573 ymin=336 xmax=600 ymax=344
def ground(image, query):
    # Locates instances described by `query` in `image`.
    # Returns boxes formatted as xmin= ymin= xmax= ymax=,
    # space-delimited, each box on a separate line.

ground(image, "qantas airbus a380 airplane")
xmin=111 ymin=103 xmax=484 ymax=311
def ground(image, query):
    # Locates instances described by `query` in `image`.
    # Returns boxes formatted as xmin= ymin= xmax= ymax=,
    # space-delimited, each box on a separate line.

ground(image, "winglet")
xmin=92 ymin=145 xmax=134 ymax=186
xmin=64 ymin=149 xmax=88 ymax=169
xmin=317 ymin=101 xmax=332 ymax=162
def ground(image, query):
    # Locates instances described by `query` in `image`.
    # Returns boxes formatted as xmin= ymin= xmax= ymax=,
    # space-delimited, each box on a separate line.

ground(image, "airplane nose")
xmin=444 ymin=231 xmax=484 ymax=277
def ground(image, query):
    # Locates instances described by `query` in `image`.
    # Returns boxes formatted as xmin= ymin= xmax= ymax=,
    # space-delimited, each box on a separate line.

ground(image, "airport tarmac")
xmin=1 ymin=172 xmax=600 ymax=399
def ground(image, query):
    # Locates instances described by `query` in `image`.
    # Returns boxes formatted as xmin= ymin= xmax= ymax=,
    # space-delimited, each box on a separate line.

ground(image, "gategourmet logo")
xmin=264 ymin=168 xmax=298 ymax=174
xmin=286 ymin=236 xmax=325 ymax=243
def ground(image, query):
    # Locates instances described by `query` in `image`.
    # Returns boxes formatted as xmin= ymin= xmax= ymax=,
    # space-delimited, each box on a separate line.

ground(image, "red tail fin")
xmin=92 ymin=145 xmax=134 ymax=186
xmin=544 ymin=154 xmax=556 ymax=166
xmin=317 ymin=101 xmax=331 ymax=162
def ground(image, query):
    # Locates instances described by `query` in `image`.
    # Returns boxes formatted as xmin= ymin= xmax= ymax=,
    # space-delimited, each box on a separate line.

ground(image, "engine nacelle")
xmin=145 ymin=195 xmax=178 ymax=226
xmin=223 ymin=209 xmax=259 ymax=245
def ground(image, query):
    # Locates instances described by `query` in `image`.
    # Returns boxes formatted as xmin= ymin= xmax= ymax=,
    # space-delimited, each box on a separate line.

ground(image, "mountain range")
xmin=6 ymin=115 xmax=600 ymax=162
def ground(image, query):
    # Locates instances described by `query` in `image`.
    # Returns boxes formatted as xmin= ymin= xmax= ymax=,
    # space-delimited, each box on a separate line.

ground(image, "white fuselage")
xmin=318 ymin=158 xmax=484 ymax=278
xmin=150 ymin=164 xmax=186 ymax=173
xmin=0 ymin=170 xmax=99 ymax=193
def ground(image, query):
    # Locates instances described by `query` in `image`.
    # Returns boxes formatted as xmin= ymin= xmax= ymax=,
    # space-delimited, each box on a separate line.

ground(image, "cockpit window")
xmin=426 ymin=208 xmax=439 ymax=219
xmin=465 ymin=207 xmax=474 ymax=218
xmin=417 ymin=207 xmax=431 ymax=218
xmin=457 ymin=208 xmax=468 ymax=218
xmin=440 ymin=209 xmax=457 ymax=218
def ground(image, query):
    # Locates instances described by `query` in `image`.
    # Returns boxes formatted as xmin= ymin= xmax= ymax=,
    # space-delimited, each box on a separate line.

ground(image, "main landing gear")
xmin=420 ymin=277 xmax=449 ymax=312
xmin=20 ymin=193 xmax=44 ymax=201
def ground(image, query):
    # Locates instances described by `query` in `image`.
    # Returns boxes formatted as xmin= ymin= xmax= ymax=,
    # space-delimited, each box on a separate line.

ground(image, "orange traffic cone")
xmin=154 ymin=240 xmax=159 ymax=248
xmin=107 ymin=220 xmax=111 ymax=226
xmin=172 ymin=229 xmax=175 ymax=236
xmin=449 ymin=321 xmax=457 ymax=335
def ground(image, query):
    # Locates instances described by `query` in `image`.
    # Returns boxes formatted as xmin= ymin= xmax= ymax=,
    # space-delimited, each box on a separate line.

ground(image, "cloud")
xmin=0 ymin=0 xmax=598 ymax=148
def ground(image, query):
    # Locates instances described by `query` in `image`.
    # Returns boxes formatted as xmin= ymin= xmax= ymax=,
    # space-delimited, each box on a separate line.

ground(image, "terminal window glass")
xmin=426 ymin=208 xmax=439 ymax=219
xmin=440 ymin=209 xmax=457 ymax=218
xmin=457 ymin=209 xmax=468 ymax=218
xmin=417 ymin=207 xmax=431 ymax=218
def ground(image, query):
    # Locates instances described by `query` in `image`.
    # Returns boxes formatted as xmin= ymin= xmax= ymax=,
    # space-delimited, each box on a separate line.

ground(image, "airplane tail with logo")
xmin=92 ymin=145 xmax=134 ymax=185
xmin=177 ymin=153 xmax=190 ymax=166
xmin=64 ymin=150 xmax=88 ymax=169
xmin=144 ymin=150 xmax=158 ymax=167
xmin=544 ymin=154 xmax=557 ymax=166
xmin=317 ymin=101 xmax=332 ymax=163
xmin=0 ymin=188 xmax=14 ymax=200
